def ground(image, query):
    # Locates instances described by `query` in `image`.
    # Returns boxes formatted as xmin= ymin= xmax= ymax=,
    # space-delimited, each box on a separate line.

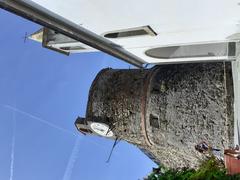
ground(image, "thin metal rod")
xmin=0 ymin=0 xmax=144 ymax=68
xmin=106 ymin=138 xmax=120 ymax=163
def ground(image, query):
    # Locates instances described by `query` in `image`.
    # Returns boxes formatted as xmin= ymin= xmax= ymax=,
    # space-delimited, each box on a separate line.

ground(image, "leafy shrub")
xmin=147 ymin=156 xmax=240 ymax=180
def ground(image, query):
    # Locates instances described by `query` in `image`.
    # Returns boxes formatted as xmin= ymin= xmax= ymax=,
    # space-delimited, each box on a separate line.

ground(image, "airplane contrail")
xmin=1 ymin=104 xmax=115 ymax=155
xmin=62 ymin=137 xmax=81 ymax=180
xmin=9 ymin=111 xmax=16 ymax=180
xmin=2 ymin=105 xmax=76 ymax=136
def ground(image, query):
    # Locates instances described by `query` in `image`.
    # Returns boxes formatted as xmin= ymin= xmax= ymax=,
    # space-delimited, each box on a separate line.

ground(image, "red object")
xmin=224 ymin=149 xmax=240 ymax=175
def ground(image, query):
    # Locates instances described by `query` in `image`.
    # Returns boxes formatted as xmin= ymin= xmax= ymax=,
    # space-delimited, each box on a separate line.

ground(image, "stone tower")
xmin=75 ymin=62 xmax=234 ymax=168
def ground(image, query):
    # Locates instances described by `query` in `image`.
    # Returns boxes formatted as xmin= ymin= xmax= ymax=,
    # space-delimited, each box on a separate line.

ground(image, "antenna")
xmin=22 ymin=32 xmax=28 ymax=43
xmin=106 ymin=137 xmax=121 ymax=163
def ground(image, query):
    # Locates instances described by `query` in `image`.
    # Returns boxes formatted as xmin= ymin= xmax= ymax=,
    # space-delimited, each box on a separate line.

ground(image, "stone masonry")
xmin=76 ymin=62 xmax=234 ymax=168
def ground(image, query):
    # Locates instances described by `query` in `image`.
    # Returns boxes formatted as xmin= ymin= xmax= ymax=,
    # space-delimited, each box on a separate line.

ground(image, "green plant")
xmin=147 ymin=156 xmax=240 ymax=180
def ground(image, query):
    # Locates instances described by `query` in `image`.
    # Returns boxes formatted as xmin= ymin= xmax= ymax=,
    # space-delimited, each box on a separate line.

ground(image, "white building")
xmin=0 ymin=0 xmax=239 ymax=145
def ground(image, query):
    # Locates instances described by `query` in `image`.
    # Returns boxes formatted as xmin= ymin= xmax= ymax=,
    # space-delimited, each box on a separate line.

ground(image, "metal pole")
xmin=0 ymin=0 xmax=144 ymax=68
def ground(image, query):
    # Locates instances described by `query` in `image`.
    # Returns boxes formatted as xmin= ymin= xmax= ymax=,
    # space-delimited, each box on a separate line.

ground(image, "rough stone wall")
xmin=144 ymin=63 xmax=234 ymax=168
xmin=86 ymin=68 xmax=150 ymax=146
xmin=85 ymin=62 xmax=234 ymax=168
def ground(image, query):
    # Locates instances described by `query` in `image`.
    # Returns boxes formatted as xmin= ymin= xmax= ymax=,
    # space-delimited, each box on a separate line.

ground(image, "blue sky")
xmin=0 ymin=9 xmax=156 ymax=180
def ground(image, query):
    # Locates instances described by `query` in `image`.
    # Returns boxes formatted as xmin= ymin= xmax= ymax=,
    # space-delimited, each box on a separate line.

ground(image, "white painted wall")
xmin=31 ymin=0 xmax=240 ymax=64
xmin=233 ymin=53 xmax=240 ymax=145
